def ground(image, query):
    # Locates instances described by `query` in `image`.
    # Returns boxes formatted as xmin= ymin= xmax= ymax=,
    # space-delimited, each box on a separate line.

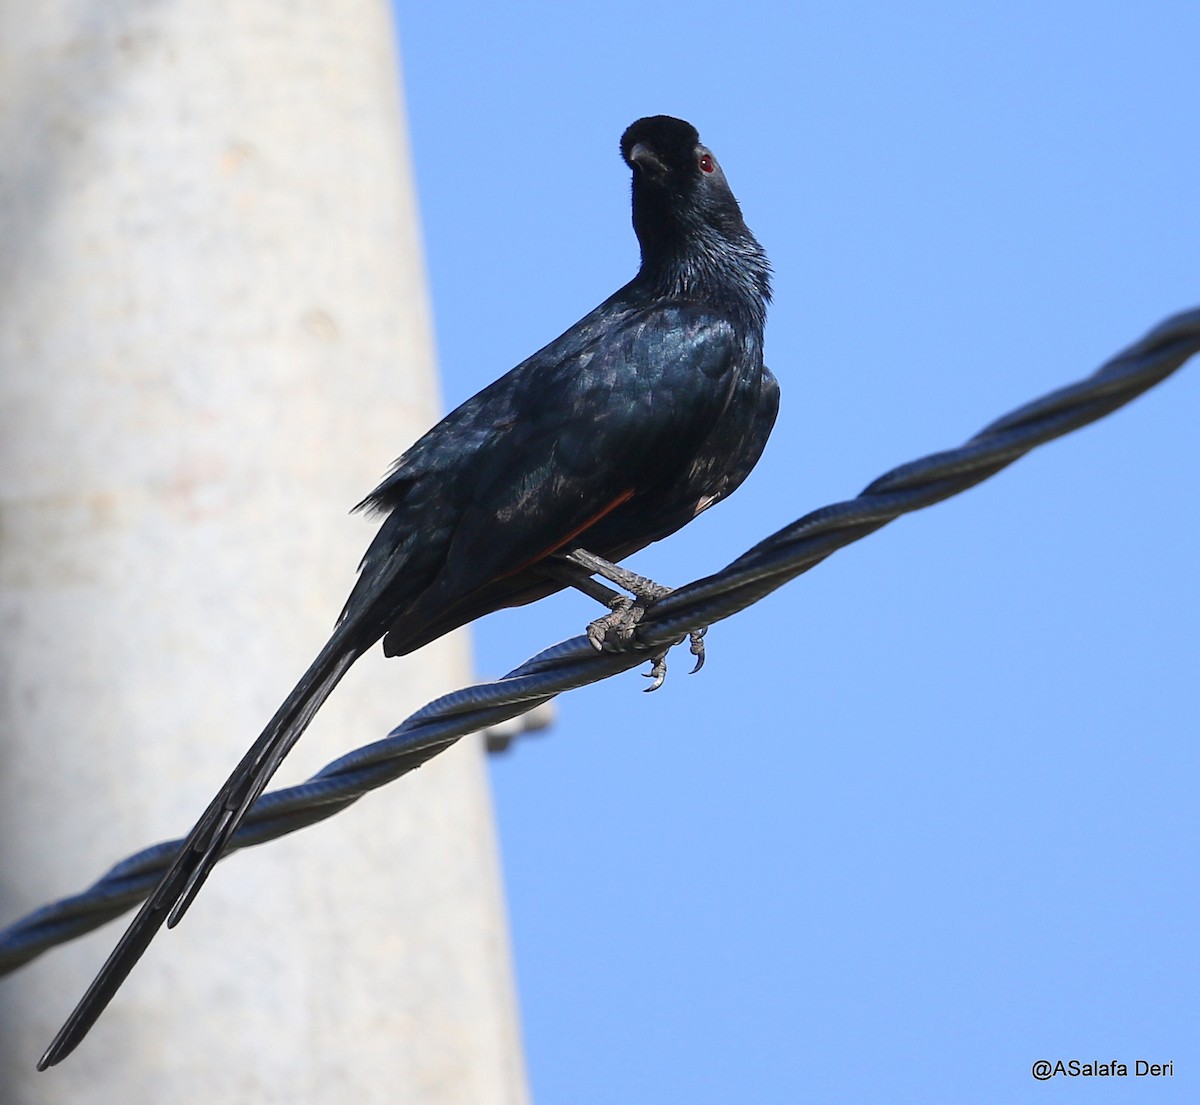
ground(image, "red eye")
xmin=698 ymin=154 xmax=715 ymax=173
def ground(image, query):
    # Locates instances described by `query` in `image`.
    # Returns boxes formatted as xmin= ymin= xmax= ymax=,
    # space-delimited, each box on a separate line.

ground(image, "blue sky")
xmin=391 ymin=3 xmax=1198 ymax=1101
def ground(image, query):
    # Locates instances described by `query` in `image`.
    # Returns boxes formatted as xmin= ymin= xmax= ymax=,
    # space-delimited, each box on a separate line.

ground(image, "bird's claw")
xmin=585 ymin=596 xmax=645 ymax=652
xmin=643 ymin=652 xmax=668 ymax=692
xmin=645 ymin=627 xmax=707 ymax=687
xmin=579 ymin=566 xmax=709 ymax=689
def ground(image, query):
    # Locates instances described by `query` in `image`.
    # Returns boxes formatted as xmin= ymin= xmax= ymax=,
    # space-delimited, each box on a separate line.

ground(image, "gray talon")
xmin=563 ymin=549 xmax=710 ymax=689
xmin=585 ymin=596 xmax=643 ymax=651
xmin=643 ymin=653 xmax=668 ymax=692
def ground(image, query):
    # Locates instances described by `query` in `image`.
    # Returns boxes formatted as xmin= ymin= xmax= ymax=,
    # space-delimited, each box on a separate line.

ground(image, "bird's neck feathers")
xmin=632 ymin=210 xmax=771 ymax=333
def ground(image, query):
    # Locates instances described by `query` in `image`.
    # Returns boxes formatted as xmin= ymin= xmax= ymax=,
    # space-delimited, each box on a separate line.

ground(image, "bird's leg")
xmin=541 ymin=555 xmax=643 ymax=651
xmin=559 ymin=547 xmax=674 ymax=604
xmin=550 ymin=547 xmax=708 ymax=689
xmin=541 ymin=556 xmax=626 ymax=607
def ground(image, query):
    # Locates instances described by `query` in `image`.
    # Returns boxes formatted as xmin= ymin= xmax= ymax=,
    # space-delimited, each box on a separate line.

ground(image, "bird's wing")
xmin=349 ymin=302 xmax=745 ymax=642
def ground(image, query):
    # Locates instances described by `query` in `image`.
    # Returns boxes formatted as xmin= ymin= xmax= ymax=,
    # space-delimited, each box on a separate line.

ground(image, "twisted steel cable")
xmin=2 ymin=306 xmax=1197 ymax=976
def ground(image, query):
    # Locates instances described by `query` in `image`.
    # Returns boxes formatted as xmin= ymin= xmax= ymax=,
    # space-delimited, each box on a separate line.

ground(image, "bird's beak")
xmin=627 ymin=142 xmax=668 ymax=179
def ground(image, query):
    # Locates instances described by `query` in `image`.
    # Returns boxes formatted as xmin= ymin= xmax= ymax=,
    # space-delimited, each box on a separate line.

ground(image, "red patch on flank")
xmin=505 ymin=489 xmax=635 ymax=578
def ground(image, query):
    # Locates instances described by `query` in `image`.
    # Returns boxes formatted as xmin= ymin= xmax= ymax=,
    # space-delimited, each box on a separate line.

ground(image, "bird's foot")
xmin=638 ymin=627 xmax=705 ymax=692
xmin=561 ymin=548 xmax=709 ymax=690
xmin=585 ymin=596 xmax=708 ymax=692
xmin=585 ymin=595 xmax=645 ymax=652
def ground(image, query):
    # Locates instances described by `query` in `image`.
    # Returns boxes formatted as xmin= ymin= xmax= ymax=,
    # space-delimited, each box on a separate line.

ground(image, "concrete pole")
xmin=0 ymin=2 xmax=528 ymax=1102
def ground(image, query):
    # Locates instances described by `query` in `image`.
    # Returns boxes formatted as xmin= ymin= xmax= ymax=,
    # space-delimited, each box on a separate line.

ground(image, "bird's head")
xmin=619 ymin=115 xmax=769 ymax=313
xmin=620 ymin=116 xmax=705 ymax=183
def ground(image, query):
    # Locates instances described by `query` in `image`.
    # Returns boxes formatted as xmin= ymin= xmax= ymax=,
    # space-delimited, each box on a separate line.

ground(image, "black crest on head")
xmin=620 ymin=116 xmax=701 ymax=168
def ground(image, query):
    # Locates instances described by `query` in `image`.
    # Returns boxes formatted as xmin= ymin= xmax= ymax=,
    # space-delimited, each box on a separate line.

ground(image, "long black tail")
xmin=38 ymin=626 xmax=365 ymax=1070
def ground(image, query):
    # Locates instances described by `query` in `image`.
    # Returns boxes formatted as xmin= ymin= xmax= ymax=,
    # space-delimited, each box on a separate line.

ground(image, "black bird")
xmin=40 ymin=114 xmax=779 ymax=1067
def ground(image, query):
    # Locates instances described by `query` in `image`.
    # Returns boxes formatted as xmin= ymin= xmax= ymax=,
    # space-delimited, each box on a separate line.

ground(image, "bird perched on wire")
xmin=40 ymin=113 xmax=779 ymax=1068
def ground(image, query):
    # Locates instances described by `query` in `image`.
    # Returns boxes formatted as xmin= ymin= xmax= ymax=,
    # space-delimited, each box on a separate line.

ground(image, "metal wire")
xmin=2 ymin=306 xmax=1197 ymax=976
